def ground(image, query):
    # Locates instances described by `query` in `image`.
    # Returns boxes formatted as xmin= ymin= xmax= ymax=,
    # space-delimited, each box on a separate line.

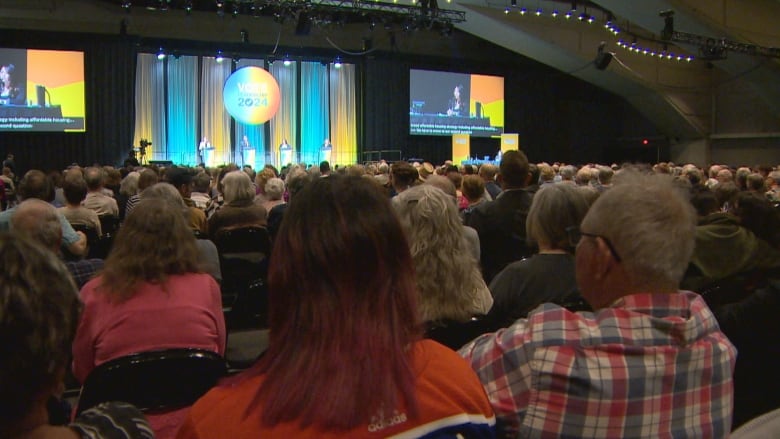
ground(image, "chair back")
xmin=70 ymin=223 xmax=102 ymax=259
xmin=75 ymin=348 xmax=228 ymax=416
xmin=213 ymin=226 xmax=272 ymax=329
xmin=98 ymin=214 xmax=120 ymax=237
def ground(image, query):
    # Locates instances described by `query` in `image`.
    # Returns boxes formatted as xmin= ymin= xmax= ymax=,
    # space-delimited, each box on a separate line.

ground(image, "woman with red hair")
xmin=178 ymin=175 xmax=495 ymax=438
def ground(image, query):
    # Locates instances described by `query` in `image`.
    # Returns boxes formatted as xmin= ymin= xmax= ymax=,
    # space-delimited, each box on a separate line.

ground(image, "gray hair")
xmin=392 ymin=184 xmax=486 ymax=322
xmin=11 ymin=199 xmax=62 ymax=251
xmin=582 ymin=171 xmax=696 ymax=291
xmin=526 ymin=184 xmax=590 ymax=251
xmin=140 ymin=182 xmax=189 ymax=218
xmin=221 ymin=170 xmax=255 ymax=205
xmin=265 ymin=177 xmax=285 ymax=201
xmin=119 ymin=171 xmax=140 ymax=197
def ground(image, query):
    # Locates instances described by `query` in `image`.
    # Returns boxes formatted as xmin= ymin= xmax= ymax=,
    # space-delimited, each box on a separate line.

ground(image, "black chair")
xmin=70 ymin=223 xmax=102 ymax=260
xmin=98 ymin=214 xmax=120 ymax=237
xmin=75 ymin=348 xmax=228 ymax=416
xmin=213 ymin=226 xmax=272 ymax=329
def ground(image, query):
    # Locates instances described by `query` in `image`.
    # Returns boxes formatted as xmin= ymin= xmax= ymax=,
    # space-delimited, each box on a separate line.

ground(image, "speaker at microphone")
xmin=36 ymin=85 xmax=47 ymax=107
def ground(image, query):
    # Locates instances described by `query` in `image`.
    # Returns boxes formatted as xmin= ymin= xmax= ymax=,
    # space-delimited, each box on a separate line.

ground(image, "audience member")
xmin=14 ymin=199 xmax=104 ymax=289
xmin=424 ymin=175 xmax=481 ymax=261
xmin=260 ymin=177 xmax=285 ymax=215
xmin=59 ymin=175 xmax=102 ymax=235
xmin=166 ymin=167 xmax=207 ymax=235
xmin=208 ymin=170 xmax=267 ymax=238
xmin=464 ymin=150 xmax=533 ymax=283
xmin=392 ymin=184 xmax=493 ymax=349
xmin=486 ymin=183 xmax=590 ymax=330
xmin=683 ymin=188 xmax=780 ymax=290
xmin=460 ymin=171 xmax=737 ymax=438
xmin=190 ymin=172 xmax=212 ymax=210
xmin=0 ymin=233 xmax=154 ymax=439
xmin=178 ymin=175 xmax=495 ymax=437
xmin=73 ymin=198 xmax=226 ymax=438
xmin=125 ymin=167 xmax=159 ymax=216
xmin=461 ymin=174 xmax=487 ymax=209
xmin=0 ymin=170 xmax=87 ymax=257
xmin=117 ymin=171 xmax=139 ymax=220
xmin=390 ymin=161 xmax=419 ymax=195
xmin=83 ymin=167 xmax=119 ymax=217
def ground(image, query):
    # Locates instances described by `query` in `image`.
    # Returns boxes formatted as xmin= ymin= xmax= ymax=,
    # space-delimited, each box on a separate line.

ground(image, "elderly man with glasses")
xmin=460 ymin=171 xmax=737 ymax=438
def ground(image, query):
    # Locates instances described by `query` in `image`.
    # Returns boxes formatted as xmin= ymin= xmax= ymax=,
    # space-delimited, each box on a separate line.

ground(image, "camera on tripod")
xmin=139 ymin=139 xmax=152 ymax=156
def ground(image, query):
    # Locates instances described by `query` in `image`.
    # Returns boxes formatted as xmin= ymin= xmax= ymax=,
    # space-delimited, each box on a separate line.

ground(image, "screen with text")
xmin=0 ymin=48 xmax=86 ymax=132
xmin=410 ymin=69 xmax=504 ymax=137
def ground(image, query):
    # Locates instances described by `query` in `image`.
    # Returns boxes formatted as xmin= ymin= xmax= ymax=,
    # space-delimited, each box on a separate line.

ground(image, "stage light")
xmin=283 ymin=54 xmax=292 ymax=66
xmin=551 ymin=9 xmax=558 ymax=17
xmin=565 ymin=10 xmax=572 ymax=19
xmin=642 ymin=139 xmax=649 ymax=145
xmin=504 ymin=7 xmax=510 ymax=14
xmin=184 ymin=0 xmax=192 ymax=14
xmin=535 ymin=8 xmax=542 ymax=16
xmin=333 ymin=56 xmax=343 ymax=68
xmin=215 ymin=51 xmax=224 ymax=63
xmin=156 ymin=48 xmax=166 ymax=60
xmin=519 ymin=7 xmax=527 ymax=15
xmin=122 ymin=1 xmax=131 ymax=11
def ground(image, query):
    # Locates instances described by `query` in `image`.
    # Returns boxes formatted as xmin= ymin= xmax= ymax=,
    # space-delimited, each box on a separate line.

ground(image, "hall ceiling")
xmin=449 ymin=0 xmax=780 ymax=140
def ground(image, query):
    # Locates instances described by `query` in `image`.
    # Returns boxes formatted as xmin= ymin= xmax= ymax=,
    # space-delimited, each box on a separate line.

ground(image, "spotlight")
xmin=283 ymin=54 xmax=292 ymax=66
xmin=156 ymin=48 xmax=166 ymax=60
xmin=215 ymin=50 xmax=224 ymax=63
xmin=184 ymin=0 xmax=192 ymax=14
xmin=121 ymin=0 xmax=131 ymax=11
xmin=519 ymin=7 xmax=527 ymax=15
xmin=504 ymin=7 xmax=510 ymax=14
xmin=333 ymin=56 xmax=342 ymax=68
xmin=232 ymin=2 xmax=239 ymax=17
xmin=535 ymin=8 xmax=542 ymax=16
xmin=216 ymin=1 xmax=224 ymax=18
xmin=577 ymin=12 xmax=586 ymax=21
xmin=565 ymin=10 xmax=572 ymax=19
xmin=551 ymin=9 xmax=559 ymax=17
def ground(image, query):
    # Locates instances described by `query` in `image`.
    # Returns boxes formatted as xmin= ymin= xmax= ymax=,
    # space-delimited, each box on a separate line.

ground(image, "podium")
xmin=279 ymin=146 xmax=292 ymax=166
xmin=202 ymin=147 xmax=215 ymax=167
xmin=320 ymin=146 xmax=332 ymax=163
xmin=242 ymin=148 xmax=255 ymax=168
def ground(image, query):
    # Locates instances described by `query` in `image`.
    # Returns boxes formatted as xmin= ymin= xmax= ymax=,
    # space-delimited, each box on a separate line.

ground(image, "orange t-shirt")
xmin=176 ymin=339 xmax=495 ymax=438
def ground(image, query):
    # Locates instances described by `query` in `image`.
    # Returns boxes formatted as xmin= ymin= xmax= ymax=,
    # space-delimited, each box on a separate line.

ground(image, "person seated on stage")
xmin=392 ymin=183 xmax=493 ymax=350
xmin=208 ymin=170 xmax=267 ymax=239
xmin=485 ymin=183 xmax=591 ymax=331
xmin=177 ymin=175 xmax=496 ymax=438
xmin=0 ymin=63 xmax=25 ymax=105
xmin=0 ymin=169 xmax=87 ymax=257
xmin=0 ymin=233 xmax=154 ymax=439
xmin=83 ymin=167 xmax=119 ymax=218
xmin=446 ymin=84 xmax=464 ymax=117
xmin=460 ymin=171 xmax=737 ymax=438
xmin=73 ymin=197 xmax=226 ymax=438
xmin=58 ymin=174 xmax=102 ymax=236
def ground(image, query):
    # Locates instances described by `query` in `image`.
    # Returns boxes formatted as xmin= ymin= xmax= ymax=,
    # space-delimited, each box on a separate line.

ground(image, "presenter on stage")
xmin=0 ymin=64 xmax=24 ymax=105
xmin=241 ymin=135 xmax=255 ymax=168
xmin=279 ymin=138 xmax=292 ymax=166
xmin=198 ymin=136 xmax=211 ymax=166
xmin=446 ymin=84 xmax=464 ymax=116
xmin=321 ymin=138 xmax=332 ymax=163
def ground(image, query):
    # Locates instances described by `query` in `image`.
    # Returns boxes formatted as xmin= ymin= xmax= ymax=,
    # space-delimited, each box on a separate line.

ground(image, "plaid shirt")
xmin=459 ymin=292 xmax=736 ymax=438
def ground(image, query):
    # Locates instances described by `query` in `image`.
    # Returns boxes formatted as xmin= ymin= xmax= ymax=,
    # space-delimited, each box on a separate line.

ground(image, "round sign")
xmin=223 ymin=66 xmax=281 ymax=125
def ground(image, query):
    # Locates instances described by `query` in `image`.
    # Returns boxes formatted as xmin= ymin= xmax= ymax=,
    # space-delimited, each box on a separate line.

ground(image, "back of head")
xmin=119 ymin=171 xmax=140 ymax=196
xmin=10 ymin=199 xmax=62 ymax=251
xmin=140 ymin=182 xmax=188 ymax=215
xmin=192 ymin=172 xmax=211 ymax=193
xmin=390 ymin=161 xmax=419 ymax=190
xmin=285 ymin=168 xmax=311 ymax=201
xmin=689 ymin=187 xmax=719 ymax=217
xmin=165 ymin=166 xmax=194 ymax=189
xmin=222 ymin=170 xmax=255 ymax=205
xmin=319 ymin=161 xmax=330 ymax=174
xmin=423 ymin=175 xmax=457 ymax=199
xmin=597 ymin=165 xmax=614 ymax=185
xmin=392 ymin=184 xmax=482 ymax=322
xmin=137 ymin=168 xmax=160 ymax=192
xmin=461 ymin=174 xmax=486 ymax=201
xmin=560 ymin=165 xmax=576 ymax=181
xmin=18 ymin=170 xmax=52 ymax=202
xmin=581 ymin=171 xmax=696 ymax=293
xmin=746 ymin=173 xmax=766 ymax=192
xmin=0 ymin=234 xmax=80 ymax=427
xmin=63 ymin=175 xmax=88 ymax=205
xmin=84 ymin=167 xmax=104 ymax=191
xmin=260 ymin=175 xmax=419 ymax=429
xmin=499 ymin=150 xmax=530 ymax=188
xmin=526 ymin=184 xmax=590 ymax=251
xmin=734 ymin=191 xmax=780 ymax=248
xmin=264 ymin=177 xmax=285 ymax=201
xmin=102 ymin=197 xmax=200 ymax=301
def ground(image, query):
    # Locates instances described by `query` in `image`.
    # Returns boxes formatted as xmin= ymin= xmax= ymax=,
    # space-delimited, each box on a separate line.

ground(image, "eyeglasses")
xmin=566 ymin=225 xmax=621 ymax=262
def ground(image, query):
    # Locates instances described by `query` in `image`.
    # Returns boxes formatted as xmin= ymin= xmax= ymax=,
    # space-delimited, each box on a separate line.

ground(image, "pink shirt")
xmin=72 ymin=272 xmax=226 ymax=384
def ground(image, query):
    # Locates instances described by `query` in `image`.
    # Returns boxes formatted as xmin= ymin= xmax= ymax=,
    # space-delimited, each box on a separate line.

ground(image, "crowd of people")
xmin=1 ymin=152 xmax=779 ymax=438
